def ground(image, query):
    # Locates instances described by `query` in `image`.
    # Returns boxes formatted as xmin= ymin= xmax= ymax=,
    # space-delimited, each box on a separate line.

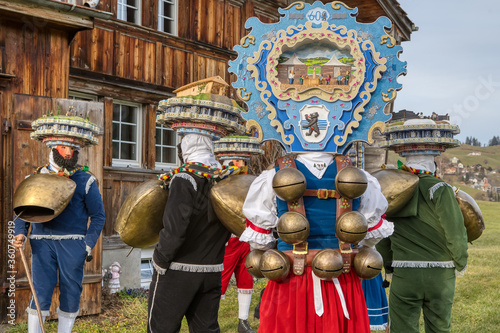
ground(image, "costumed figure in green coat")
xmin=377 ymin=117 xmax=468 ymax=333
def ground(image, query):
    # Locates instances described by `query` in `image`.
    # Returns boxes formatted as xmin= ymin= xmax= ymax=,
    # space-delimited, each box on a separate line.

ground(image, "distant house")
xmin=450 ymin=157 xmax=459 ymax=164
xmin=444 ymin=167 xmax=457 ymax=175
xmin=468 ymin=152 xmax=482 ymax=156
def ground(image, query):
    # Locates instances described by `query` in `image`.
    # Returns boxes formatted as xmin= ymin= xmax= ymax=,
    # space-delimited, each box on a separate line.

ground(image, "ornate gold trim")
xmin=240 ymin=35 xmax=255 ymax=48
xmin=237 ymin=88 xmax=251 ymax=101
xmin=246 ymin=120 xmax=263 ymax=142
xmin=382 ymin=88 xmax=396 ymax=102
xmin=380 ymin=35 xmax=396 ymax=48
xmin=284 ymin=2 xmax=305 ymax=10
xmin=331 ymin=2 xmax=353 ymax=10
xmin=367 ymin=121 xmax=385 ymax=145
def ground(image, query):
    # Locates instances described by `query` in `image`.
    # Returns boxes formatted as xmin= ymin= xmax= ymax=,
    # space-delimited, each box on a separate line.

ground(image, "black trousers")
xmin=147 ymin=269 xmax=223 ymax=333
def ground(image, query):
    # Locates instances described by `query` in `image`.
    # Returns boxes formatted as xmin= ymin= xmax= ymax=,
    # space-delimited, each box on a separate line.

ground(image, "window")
xmin=112 ymin=101 xmax=142 ymax=167
xmin=68 ymin=91 xmax=98 ymax=101
xmin=117 ymin=0 xmax=141 ymax=24
xmin=158 ymin=0 xmax=177 ymax=35
xmin=155 ymin=123 xmax=178 ymax=169
xmin=141 ymin=259 xmax=153 ymax=289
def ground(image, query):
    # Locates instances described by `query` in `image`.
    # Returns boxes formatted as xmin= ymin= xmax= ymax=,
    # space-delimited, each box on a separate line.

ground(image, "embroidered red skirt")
xmin=258 ymin=267 xmax=370 ymax=333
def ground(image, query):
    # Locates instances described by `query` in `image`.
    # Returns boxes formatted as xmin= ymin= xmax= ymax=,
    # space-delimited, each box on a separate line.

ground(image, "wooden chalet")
xmin=0 ymin=0 xmax=414 ymax=324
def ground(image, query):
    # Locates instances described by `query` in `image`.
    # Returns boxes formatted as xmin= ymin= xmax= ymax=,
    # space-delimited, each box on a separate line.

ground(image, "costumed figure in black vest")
xmin=148 ymin=77 xmax=246 ymax=332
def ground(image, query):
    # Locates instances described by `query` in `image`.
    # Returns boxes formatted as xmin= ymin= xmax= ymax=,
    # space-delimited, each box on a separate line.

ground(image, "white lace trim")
xmin=369 ymin=323 xmax=388 ymax=331
xmin=152 ymin=257 xmax=167 ymax=275
xmin=29 ymin=235 xmax=85 ymax=240
xmin=57 ymin=307 xmax=79 ymax=318
xmin=237 ymin=288 xmax=254 ymax=294
xmin=170 ymin=173 xmax=197 ymax=191
xmin=26 ymin=307 xmax=50 ymax=317
xmin=239 ymin=227 xmax=275 ymax=248
xmin=364 ymin=219 xmax=394 ymax=240
xmin=456 ymin=265 xmax=467 ymax=277
xmin=392 ymin=260 xmax=455 ymax=268
xmin=85 ymin=175 xmax=96 ymax=194
xmin=169 ymin=262 xmax=224 ymax=273
xmin=429 ymin=182 xmax=453 ymax=200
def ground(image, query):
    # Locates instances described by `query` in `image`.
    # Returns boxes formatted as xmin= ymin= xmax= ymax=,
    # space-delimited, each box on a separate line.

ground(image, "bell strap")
xmin=335 ymin=155 xmax=354 ymax=273
xmin=276 ymin=156 xmax=308 ymax=275
xmin=303 ymin=188 xmax=340 ymax=199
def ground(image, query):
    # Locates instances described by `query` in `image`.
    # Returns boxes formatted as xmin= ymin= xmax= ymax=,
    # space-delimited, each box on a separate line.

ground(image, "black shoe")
xmin=238 ymin=319 xmax=256 ymax=333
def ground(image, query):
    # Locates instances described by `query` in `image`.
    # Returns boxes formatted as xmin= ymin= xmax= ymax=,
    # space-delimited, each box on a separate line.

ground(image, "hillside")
xmin=386 ymin=144 xmax=500 ymax=171
xmin=385 ymin=144 xmax=500 ymax=201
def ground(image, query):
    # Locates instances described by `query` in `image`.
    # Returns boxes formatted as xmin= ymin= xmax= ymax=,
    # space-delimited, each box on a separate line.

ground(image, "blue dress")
xmin=362 ymin=274 xmax=389 ymax=330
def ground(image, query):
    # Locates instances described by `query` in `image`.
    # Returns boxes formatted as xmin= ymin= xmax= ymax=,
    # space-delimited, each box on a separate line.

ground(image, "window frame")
xmin=155 ymin=123 xmax=179 ymax=170
xmin=140 ymin=258 xmax=154 ymax=289
xmin=112 ymin=100 xmax=143 ymax=168
xmin=68 ymin=91 xmax=98 ymax=102
xmin=117 ymin=0 xmax=142 ymax=25
xmin=157 ymin=0 xmax=178 ymax=36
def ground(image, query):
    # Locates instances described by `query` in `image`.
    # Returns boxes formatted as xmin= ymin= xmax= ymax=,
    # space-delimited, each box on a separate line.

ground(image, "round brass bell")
xmin=115 ymin=179 xmax=169 ymax=248
xmin=277 ymin=211 xmax=310 ymax=245
xmin=353 ymin=246 xmax=383 ymax=279
xmin=211 ymin=174 xmax=256 ymax=236
xmin=335 ymin=166 xmax=368 ymax=199
xmin=13 ymin=173 xmax=77 ymax=223
xmin=312 ymin=249 xmax=344 ymax=280
xmin=335 ymin=211 xmax=368 ymax=244
xmin=272 ymin=167 xmax=307 ymax=202
xmin=245 ymin=249 xmax=265 ymax=279
xmin=455 ymin=189 xmax=485 ymax=242
xmin=371 ymin=168 xmax=419 ymax=216
xmin=259 ymin=249 xmax=290 ymax=281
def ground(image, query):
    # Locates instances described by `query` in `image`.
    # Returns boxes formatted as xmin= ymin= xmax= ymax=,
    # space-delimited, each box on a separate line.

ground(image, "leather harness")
xmin=276 ymin=155 xmax=355 ymax=276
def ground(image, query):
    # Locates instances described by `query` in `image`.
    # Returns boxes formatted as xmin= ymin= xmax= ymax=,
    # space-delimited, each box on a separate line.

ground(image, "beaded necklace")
xmin=159 ymin=162 xmax=222 ymax=181
xmin=34 ymin=164 xmax=89 ymax=177
xmin=397 ymin=160 xmax=440 ymax=179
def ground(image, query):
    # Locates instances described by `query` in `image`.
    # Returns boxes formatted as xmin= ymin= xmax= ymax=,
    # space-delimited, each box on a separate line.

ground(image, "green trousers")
xmin=389 ymin=267 xmax=456 ymax=333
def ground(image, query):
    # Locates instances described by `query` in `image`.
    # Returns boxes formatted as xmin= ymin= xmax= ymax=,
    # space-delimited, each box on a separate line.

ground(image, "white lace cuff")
xmin=239 ymin=227 xmax=275 ymax=247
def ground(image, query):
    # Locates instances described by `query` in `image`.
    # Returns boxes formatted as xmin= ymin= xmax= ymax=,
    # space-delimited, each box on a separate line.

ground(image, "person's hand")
xmin=85 ymin=245 xmax=93 ymax=262
xmin=12 ymin=234 xmax=26 ymax=249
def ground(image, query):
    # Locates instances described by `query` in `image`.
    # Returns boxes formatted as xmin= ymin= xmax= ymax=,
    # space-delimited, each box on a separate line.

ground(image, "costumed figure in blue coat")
xmin=13 ymin=110 xmax=105 ymax=333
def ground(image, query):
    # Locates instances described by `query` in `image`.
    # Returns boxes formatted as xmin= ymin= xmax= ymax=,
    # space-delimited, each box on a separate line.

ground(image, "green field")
xmin=6 ymin=200 xmax=499 ymax=332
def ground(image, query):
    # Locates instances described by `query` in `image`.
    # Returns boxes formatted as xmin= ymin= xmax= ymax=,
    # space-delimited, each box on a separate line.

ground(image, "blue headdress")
xmin=229 ymin=1 xmax=406 ymax=154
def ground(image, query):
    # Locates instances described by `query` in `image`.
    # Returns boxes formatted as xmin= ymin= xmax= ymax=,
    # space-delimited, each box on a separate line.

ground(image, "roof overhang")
xmin=0 ymin=0 xmax=111 ymax=31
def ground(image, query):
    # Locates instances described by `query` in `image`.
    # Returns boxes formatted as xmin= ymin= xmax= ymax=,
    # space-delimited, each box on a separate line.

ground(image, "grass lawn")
xmin=6 ymin=201 xmax=499 ymax=332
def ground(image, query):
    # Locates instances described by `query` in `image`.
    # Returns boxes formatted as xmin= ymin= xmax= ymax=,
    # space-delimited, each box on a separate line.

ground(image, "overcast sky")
xmin=393 ymin=0 xmax=500 ymax=145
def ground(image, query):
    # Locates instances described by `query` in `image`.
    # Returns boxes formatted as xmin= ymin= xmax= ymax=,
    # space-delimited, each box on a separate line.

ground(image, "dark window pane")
xmin=121 ymin=105 xmax=136 ymax=123
xmin=155 ymin=146 xmax=161 ymax=162
xmin=163 ymin=147 xmax=176 ymax=163
xmin=113 ymin=105 xmax=121 ymax=121
xmin=165 ymin=3 xmax=173 ymax=18
xmin=155 ymin=128 xmax=162 ymax=144
xmin=112 ymin=142 xmax=120 ymax=159
xmin=163 ymin=129 xmax=175 ymax=146
xmin=121 ymin=124 xmax=137 ymax=142
xmin=112 ymin=123 xmax=120 ymax=140
xmin=121 ymin=143 xmax=136 ymax=160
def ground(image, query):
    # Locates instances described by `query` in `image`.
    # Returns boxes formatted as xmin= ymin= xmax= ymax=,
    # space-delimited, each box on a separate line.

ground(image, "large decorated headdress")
xmin=30 ymin=107 xmax=100 ymax=149
xmin=380 ymin=117 xmax=461 ymax=157
xmin=157 ymin=76 xmax=246 ymax=140
xmin=229 ymin=1 xmax=406 ymax=153
xmin=214 ymin=135 xmax=264 ymax=162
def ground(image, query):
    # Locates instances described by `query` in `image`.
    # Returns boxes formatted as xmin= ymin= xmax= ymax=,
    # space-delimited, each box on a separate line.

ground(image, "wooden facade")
xmin=0 ymin=0 xmax=414 ymax=324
